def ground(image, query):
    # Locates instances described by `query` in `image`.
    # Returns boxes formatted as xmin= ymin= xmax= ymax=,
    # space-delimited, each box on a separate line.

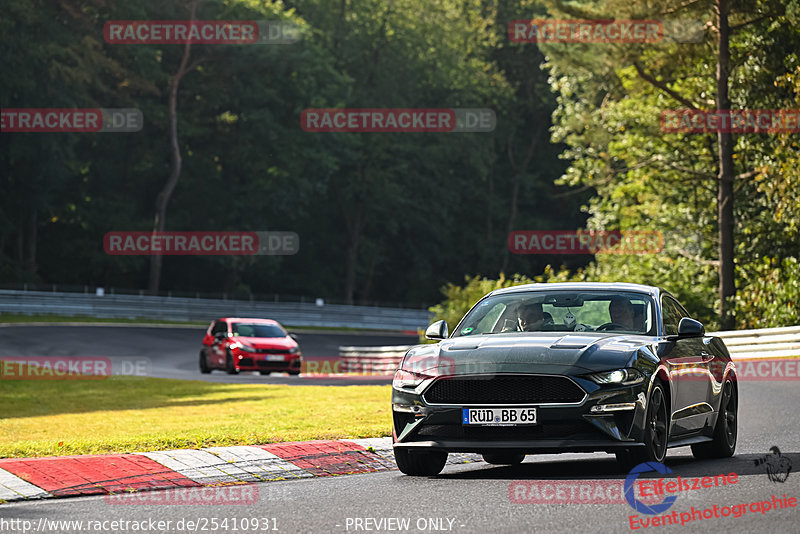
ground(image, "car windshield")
xmin=453 ymin=291 xmax=655 ymax=336
xmin=231 ymin=323 xmax=286 ymax=338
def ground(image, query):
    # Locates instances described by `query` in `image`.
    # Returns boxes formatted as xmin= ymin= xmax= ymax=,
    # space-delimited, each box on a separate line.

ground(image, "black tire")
xmin=259 ymin=371 xmax=271 ymax=376
xmin=225 ymin=352 xmax=239 ymax=375
xmin=691 ymin=377 xmax=737 ymax=459
xmin=394 ymin=448 xmax=447 ymax=476
xmin=483 ymin=453 xmax=525 ymax=465
xmin=627 ymin=380 xmax=670 ymax=466
xmin=199 ymin=351 xmax=211 ymax=374
xmin=288 ymin=370 xmax=301 ymax=376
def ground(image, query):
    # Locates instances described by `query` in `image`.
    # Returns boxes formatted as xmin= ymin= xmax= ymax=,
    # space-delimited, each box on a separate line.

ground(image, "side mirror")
xmin=214 ymin=332 xmax=227 ymax=341
xmin=425 ymin=320 xmax=448 ymax=340
xmin=288 ymin=333 xmax=298 ymax=340
xmin=677 ymin=317 xmax=704 ymax=338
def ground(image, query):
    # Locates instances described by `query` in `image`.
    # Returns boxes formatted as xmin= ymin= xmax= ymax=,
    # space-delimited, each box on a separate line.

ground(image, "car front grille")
xmin=255 ymin=348 xmax=289 ymax=354
xmin=423 ymin=375 xmax=585 ymax=405
xmin=256 ymin=361 xmax=290 ymax=369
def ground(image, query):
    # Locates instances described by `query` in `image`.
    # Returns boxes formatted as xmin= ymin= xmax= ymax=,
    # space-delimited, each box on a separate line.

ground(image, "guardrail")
xmin=338 ymin=325 xmax=800 ymax=371
xmin=338 ymin=345 xmax=414 ymax=374
xmin=714 ymin=326 xmax=800 ymax=359
xmin=0 ymin=289 xmax=430 ymax=331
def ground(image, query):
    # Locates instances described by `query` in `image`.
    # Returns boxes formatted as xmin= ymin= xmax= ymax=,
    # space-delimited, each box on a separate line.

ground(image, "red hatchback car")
xmin=199 ymin=318 xmax=302 ymax=375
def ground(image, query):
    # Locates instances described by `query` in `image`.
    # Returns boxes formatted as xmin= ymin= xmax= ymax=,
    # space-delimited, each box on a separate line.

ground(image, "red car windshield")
xmin=230 ymin=323 xmax=286 ymax=338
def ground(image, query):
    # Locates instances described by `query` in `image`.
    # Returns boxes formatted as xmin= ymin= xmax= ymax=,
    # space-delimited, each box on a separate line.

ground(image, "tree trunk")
xmin=716 ymin=0 xmax=735 ymax=329
xmin=359 ymin=244 xmax=380 ymax=305
xmin=500 ymin=128 xmax=542 ymax=273
xmin=26 ymin=206 xmax=37 ymax=278
xmin=147 ymin=1 xmax=197 ymax=294
xmin=342 ymin=190 xmax=365 ymax=305
xmin=343 ymin=235 xmax=360 ymax=305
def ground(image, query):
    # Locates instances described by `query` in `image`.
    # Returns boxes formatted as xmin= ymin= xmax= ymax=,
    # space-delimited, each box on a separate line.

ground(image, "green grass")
xmin=0 ymin=376 xmax=392 ymax=458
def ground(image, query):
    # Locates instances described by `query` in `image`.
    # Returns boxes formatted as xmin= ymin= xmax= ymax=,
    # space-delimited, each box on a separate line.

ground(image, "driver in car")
xmin=608 ymin=296 xmax=636 ymax=330
xmin=517 ymin=302 xmax=552 ymax=331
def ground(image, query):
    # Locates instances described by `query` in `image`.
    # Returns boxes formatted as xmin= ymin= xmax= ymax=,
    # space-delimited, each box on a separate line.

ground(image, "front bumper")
xmin=235 ymin=354 xmax=302 ymax=372
xmin=392 ymin=374 xmax=649 ymax=454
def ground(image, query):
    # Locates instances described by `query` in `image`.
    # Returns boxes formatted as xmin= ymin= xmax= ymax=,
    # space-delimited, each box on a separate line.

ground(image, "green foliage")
xmin=531 ymin=0 xmax=800 ymax=330
xmin=734 ymin=257 xmax=800 ymax=329
xmin=1 ymin=0 xmax=588 ymax=306
xmin=2 ymin=0 xmax=798 ymax=325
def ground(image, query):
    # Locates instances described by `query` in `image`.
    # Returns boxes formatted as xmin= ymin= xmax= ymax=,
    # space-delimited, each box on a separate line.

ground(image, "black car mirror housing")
xmin=425 ymin=320 xmax=448 ymax=340
xmin=667 ymin=317 xmax=705 ymax=341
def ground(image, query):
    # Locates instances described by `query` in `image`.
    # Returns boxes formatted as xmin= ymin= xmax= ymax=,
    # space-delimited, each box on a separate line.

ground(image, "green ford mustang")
xmin=391 ymin=282 xmax=738 ymax=476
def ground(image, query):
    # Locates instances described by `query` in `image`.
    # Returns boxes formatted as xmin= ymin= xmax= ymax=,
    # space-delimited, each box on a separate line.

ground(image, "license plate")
xmin=462 ymin=407 xmax=537 ymax=426
xmin=266 ymin=355 xmax=286 ymax=361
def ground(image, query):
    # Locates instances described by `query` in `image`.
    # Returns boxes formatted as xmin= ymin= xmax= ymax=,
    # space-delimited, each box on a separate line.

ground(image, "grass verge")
xmin=0 ymin=376 xmax=391 ymax=458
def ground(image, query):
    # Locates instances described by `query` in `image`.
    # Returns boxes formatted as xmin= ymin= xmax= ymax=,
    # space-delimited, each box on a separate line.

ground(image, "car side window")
xmin=661 ymin=297 xmax=681 ymax=336
xmin=212 ymin=321 xmax=227 ymax=336
xmin=673 ymin=299 xmax=691 ymax=319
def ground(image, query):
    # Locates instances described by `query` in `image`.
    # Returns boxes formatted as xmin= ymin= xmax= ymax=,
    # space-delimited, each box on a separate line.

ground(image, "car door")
xmin=202 ymin=322 xmax=216 ymax=367
xmin=661 ymin=296 xmax=712 ymax=435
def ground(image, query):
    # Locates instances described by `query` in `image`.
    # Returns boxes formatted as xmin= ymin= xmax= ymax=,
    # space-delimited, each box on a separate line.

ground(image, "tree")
xmin=539 ymin=0 xmax=793 ymax=328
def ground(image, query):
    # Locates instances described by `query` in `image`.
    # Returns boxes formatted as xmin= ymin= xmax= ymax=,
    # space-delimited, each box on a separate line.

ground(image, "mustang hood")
xmin=403 ymin=334 xmax=651 ymax=376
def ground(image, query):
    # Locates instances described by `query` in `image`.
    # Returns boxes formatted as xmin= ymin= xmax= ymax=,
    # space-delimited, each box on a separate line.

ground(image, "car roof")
xmin=217 ymin=318 xmax=282 ymax=325
xmin=489 ymin=282 xmax=661 ymax=298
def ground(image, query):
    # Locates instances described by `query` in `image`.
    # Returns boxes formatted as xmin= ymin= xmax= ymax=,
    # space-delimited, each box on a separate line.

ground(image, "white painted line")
xmin=203 ymin=446 xmax=312 ymax=481
xmin=137 ymin=450 xmax=248 ymax=485
xmin=345 ymin=437 xmax=483 ymax=465
xmin=0 ymin=467 xmax=51 ymax=501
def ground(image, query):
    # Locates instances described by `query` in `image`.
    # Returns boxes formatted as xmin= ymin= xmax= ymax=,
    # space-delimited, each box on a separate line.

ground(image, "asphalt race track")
xmin=1 ymin=380 xmax=798 ymax=533
xmin=0 ymin=325 xmax=417 ymax=386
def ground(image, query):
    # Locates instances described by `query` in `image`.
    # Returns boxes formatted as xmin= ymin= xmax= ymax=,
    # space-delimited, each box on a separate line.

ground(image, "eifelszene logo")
xmin=625 ymin=462 xmax=678 ymax=515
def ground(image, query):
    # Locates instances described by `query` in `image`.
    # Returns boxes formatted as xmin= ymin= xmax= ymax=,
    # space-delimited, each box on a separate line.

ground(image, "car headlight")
xmin=392 ymin=352 xmax=452 ymax=390
xmin=392 ymin=369 xmax=428 ymax=389
xmin=289 ymin=347 xmax=299 ymax=354
xmin=230 ymin=343 xmax=257 ymax=353
xmin=588 ymin=368 xmax=645 ymax=386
